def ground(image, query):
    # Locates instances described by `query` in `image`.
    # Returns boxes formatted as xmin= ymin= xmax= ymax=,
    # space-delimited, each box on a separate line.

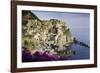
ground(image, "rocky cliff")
xmin=22 ymin=10 xmax=89 ymax=62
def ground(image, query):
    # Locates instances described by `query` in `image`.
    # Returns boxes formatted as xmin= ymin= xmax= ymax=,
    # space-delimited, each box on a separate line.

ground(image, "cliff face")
xmin=22 ymin=10 xmax=74 ymax=60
